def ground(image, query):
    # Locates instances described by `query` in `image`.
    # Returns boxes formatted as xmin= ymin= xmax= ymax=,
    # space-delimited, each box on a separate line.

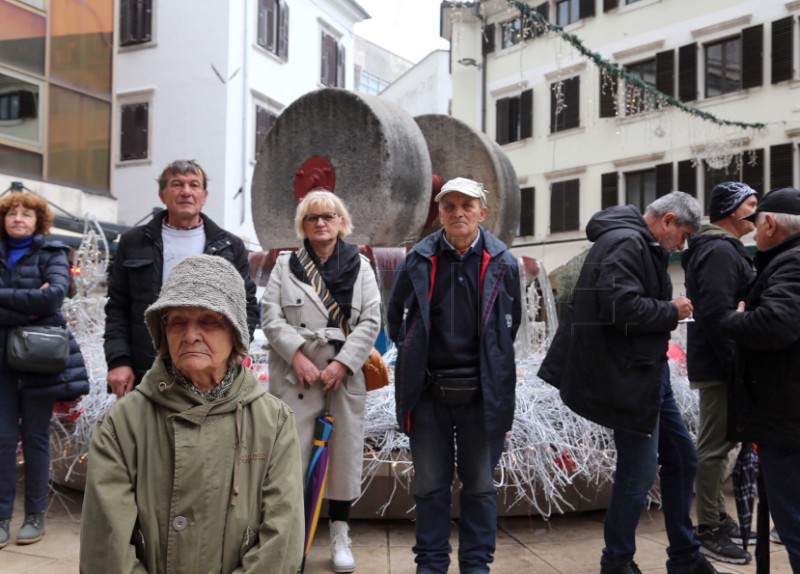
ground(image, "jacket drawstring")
xmin=231 ymin=401 xmax=243 ymax=507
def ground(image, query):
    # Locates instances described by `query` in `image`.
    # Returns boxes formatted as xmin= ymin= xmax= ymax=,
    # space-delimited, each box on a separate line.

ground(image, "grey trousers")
xmin=694 ymin=381 xmax=736 ymax=527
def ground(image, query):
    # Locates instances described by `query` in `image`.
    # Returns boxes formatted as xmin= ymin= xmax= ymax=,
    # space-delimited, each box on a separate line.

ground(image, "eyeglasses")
xmin=161 ymin=312 xmax=228 ymax=334
xmin=303 ymin=212 xmax=338 ymax=224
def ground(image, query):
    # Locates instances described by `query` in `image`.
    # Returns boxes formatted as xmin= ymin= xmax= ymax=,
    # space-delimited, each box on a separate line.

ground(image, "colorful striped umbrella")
xmin=300 ymin=394 xmax=334 ymax=573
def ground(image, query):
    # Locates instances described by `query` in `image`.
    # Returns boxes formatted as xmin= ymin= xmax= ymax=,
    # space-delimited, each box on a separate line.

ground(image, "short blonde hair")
xmin=294 ymin=190 xmax=353 ymax=240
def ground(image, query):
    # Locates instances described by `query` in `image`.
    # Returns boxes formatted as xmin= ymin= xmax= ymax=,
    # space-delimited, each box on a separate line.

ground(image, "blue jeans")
xmin=758 ymin=445 xmax=800 ymax=572
xmin=409 ymin=391 xmax=505 ymax=574
xmin=601 ymin=364 xmax=700 ymax=572
xmin=0 ymin=365 xmax=55 ymax=519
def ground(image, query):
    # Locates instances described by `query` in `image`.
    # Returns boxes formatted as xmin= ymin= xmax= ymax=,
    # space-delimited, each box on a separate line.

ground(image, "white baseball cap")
xmin=434 ymin=177 xmax=488 ymax=204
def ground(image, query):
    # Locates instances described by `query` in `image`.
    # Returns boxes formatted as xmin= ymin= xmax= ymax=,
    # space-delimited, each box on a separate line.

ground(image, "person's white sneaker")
xmin=329 ymin=520 xmax=355 ymax=573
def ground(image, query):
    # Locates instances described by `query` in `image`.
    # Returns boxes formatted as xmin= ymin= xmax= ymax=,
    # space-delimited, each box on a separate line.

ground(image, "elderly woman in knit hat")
xmin=80 ymin=255 xmax=304 ymax=574
xmin=262 ymin=190 xmax=381 ymax=573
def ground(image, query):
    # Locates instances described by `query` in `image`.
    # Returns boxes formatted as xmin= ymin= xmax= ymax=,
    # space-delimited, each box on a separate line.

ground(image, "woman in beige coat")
xmin=263 ymin=190 xmax=380 ymax=574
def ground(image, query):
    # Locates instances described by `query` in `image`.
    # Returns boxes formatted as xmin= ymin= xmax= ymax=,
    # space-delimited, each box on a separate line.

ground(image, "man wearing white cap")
xmin=388 ymin=177 xmax=521 ymax=574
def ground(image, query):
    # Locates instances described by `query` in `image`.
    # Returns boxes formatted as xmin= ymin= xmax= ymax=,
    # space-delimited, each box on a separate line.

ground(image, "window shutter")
xmin=257 ymin=0 xmax=267 ymax=47
xmin=120 ymin=103 xmax=148 ymax=161
xmin=677 ymin=160 xmax=697 ymax=198
xmin=772 ymin=17 xmax=793 ymax=84
xmin=564 ymin=179 xmax=580 ymax=231
xmin=564 ymin=77 xmax=580 ymax=129
xmin=321 ymin=33 xmax=333 ymax=85
xmin=520 ymin=89 xmax=533 ymax=139
xmin=337 ymin=44 xmax=346 ymax=87
xmin=120 ymin=0 xmax=152 ymax=46
xmin=599 ymin=70 xmax=617 ymax=118
xmin=266 ymin=0 xmax=277 ymax=51
xmin=535 ymin=3 xmax=549 ymax=26
xmin=655 ymin=162 xmax=673 ymax=198
xmin=678 ymin=43 xmax=698 ymax=102
xmin=741 ymin=148 xmax=764 ymax=196
xmin=496 ymin=98 xmax=510 ymax=144
xmin=278 ymin=1 xmax=289 ymax=61
xmin=741 ymin=24 xmax=764 ymax=89
xmin=655 ymin=49 xmax=675 ymax=97
xmin=519 ymin=187 xmax=535 ymax=236
xmin=482 ymin=23 xmax=495 ymax=55
xmin=579 ymin=0 xmax=595 ymax=19
xmin=601 ymin=172 xmax=618 ymax=209
xmin=770 ymin=143 xmax=794 ymax=189
xmin=603 ymin=0 xmax=618 ymax=12
xmin=550 ymin=183 xmax=565 ymax=233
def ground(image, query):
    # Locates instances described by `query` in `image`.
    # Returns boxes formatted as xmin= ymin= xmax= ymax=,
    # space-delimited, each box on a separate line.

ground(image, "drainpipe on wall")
xmin=478 ymin=2 xmax=487 ymax=134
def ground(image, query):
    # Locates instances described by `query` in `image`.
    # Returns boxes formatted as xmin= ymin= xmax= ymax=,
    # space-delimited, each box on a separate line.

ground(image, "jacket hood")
xmin=135 ymin=359 xmax=265 ymax=419
xmin=586 ymin=205 xmax=655 ymax=244
xmin=682 ymin=224 xmax=739 ymax=269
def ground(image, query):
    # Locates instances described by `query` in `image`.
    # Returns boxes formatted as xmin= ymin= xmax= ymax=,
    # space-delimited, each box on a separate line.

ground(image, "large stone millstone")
xmin=414 ymin=114 xmax=520 ymax=246
xmin=252 ymin=88 xmax=432 ymax=249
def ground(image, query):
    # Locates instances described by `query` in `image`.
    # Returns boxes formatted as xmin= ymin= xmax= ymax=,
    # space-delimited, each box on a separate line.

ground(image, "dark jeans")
xmin=409 ymin=391 xmax=504 ymax=574
xmin=601 ymin=364 xmax=700 ymax=572
xmin=758 ymin=445 xmax=800 ymax=572
xmin=0 ymin=366 xmax=55 ymax=519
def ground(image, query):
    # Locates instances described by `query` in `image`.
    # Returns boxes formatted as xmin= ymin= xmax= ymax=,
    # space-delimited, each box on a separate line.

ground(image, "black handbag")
xmin=7 ymin=325 xmax=71 ymax=375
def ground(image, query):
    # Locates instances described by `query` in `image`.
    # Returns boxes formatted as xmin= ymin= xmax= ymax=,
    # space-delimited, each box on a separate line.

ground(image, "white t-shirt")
xmin=161 ymin=224 xmax=206 ymax=283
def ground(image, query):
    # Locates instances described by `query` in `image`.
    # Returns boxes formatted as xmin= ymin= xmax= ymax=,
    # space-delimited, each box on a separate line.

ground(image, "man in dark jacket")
xmin=387 ymin=177 xmax=521 ymax=574
xmin=720 ymin=187 xmax=800 ymax=572
xmin=682 ymin=182 xmax=757 ymax=565
xmin=539 ymin=192 xmax=723 ymax=574
xmin=104 ymin=160 xmax=258 ymax=397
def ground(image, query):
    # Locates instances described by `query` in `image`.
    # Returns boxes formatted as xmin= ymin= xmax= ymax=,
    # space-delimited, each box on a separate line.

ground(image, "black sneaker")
xmin=696 ymin=527 xmax=751 ymax=565
xmin=719 ymin=517 xmax=756 ymax=546
xmin=600 ymin=562 xmax=643 ymax=574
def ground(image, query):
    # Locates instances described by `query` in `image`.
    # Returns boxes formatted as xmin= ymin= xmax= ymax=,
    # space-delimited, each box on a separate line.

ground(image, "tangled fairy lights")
xmin=44 ymin=225 xmax=698 ymax=519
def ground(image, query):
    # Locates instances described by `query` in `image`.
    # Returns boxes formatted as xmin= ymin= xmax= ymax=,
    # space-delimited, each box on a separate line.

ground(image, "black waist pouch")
xmin=427 ymin=367 xmax=482 ymax=406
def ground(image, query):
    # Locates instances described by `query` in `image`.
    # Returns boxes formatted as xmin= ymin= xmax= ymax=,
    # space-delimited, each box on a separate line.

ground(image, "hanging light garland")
xmin=505 ymin=0 xmax=766 ymax=130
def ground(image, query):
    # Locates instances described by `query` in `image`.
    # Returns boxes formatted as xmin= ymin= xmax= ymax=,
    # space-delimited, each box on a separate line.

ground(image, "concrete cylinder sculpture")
xmin=252 ymin=88 xmax=433 ymax=249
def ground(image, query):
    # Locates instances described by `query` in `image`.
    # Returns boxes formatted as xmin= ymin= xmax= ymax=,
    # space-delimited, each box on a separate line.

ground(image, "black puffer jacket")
xmin=104 ymin=211 xmax=259 ymax=384
xmin=681 ymin=225 xmax=754 ymax=383
xmin=538 ymin=205 xmax=678 ymax=436
xmin=720 ymin=232 xmax=800 ymax=447
xmin=0 ymin=235 xmax=89 ymax=401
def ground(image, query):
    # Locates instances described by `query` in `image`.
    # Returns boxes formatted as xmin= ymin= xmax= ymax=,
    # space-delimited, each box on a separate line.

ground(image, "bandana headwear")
xmin=708 ymin=181 xmax=757 ymax=222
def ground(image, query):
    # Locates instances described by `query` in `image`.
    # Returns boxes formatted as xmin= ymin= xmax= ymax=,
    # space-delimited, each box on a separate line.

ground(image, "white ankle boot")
xmin=329 ymin=520 xmax=355 ymax=573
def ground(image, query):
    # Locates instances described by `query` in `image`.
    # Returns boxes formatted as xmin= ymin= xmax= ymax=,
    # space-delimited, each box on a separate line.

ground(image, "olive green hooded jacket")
xmin=80 ymin=360 xmax=304 ymax=574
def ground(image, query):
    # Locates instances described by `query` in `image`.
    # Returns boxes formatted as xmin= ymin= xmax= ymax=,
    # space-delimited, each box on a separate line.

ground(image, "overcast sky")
xmin=354 ymin=0 xmax=450 ymax=64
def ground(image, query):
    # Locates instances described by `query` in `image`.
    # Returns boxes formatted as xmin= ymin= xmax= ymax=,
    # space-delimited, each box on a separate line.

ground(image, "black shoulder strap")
xmin=296 ymin=248 xmax=351 ymax=336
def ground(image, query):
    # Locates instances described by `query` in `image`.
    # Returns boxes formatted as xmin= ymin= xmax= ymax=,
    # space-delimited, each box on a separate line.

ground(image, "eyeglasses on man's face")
xmin=303 ymin=212 xmax=338 ymax=224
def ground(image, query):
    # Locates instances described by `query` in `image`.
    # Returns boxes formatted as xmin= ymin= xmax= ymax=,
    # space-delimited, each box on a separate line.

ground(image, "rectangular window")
xmin=254 ymin=104 xmax=277 ymax=158
xmin=518 ymin=187 xmax=535 ymax=236
xmin=120 ymin=102 xmax=148 ymax=161
xmin=501 ymin=17 xmax=533 ymax=49
xmin=0 ymin=2 xmax=46 ymax=75
xmin=0 ymin=73 xmax=41 ymax=146
xmin=550 ymin=76 xmax=580 ymax=133
xmin=120 ymin=0 xmax=152 ymax=47
xmin=625 ymin=169 xmax=656 ymax=213
xmin=625 ymin=59 xmax=658 ymax=115
xmin=551 ymin=179 xmax=580 ymax=233
xmin=705 ymin=37 xmax=741 ymax=97
xmin=601 ymin=172 xmax=618 ymax=209
xmin=48 ymin=85 xmax=111 ymax=192
xmin=320 ymin=30 xmax=344 ymax=87
xmin=556 ymin=0 xmax=580 ymax=26
xmin=496 ymin=89 xmax=533 ymax=145
xmin=257 ymin=0 xmax=289 ymax=60
xmin=358 ymin=70 xmax=388 ymax=95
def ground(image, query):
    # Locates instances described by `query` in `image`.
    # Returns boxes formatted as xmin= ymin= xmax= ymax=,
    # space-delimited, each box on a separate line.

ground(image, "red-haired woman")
xmin=0 ymin=192 xmax=87 ymax=549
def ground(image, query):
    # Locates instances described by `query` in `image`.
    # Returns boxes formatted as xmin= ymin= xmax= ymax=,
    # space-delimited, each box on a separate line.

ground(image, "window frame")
xmin=254 ymin=102 xmax=278 ymax=160
xmin=256 ymin=0 xmax=289 ymax=61
xmin=704 ymin=35 xmax=742 ymax=98
xmin=119 ymin=0 xmax=153 ymax=48
xmin=550 ymin=76 xmax=580 ymax=133
xmin=555 ymin=0 xmax=580 ymax=27
xmin=117 ymin=90 xmax=153 ymax=165
xmin=550 ymin=179 xmax=580 ymax=233
xmin=320 ymin=27 xmax=345 ymax=88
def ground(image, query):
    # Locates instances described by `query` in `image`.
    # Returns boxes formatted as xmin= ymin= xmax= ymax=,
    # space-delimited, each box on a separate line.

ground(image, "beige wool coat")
xmin=263 ymin=251 xmax=381 ymax=501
